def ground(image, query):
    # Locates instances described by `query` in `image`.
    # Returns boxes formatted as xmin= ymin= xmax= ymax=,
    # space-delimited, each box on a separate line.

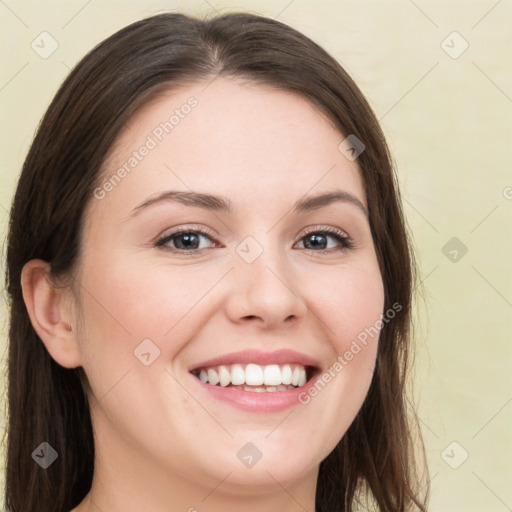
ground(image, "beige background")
xmin=1 ymin=1 xmax=511 ymax=510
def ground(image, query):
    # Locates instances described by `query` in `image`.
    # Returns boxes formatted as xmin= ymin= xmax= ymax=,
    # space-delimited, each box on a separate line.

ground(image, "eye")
xmin=156 ymin=228 xmax=218 ymax=253
xmin=295 ymin=226 xmax=354 ymax=253
xmin=155 ymin=225 xmax=354 ymax=255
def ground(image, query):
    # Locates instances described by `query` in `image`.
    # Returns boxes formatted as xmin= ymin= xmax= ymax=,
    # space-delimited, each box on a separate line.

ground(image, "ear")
xmin=21 ymin=259 xmax=82 ymax=368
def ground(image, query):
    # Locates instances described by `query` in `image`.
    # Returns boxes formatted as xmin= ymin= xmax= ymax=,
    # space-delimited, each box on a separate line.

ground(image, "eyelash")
xmin=155 ymin=225 xmax=355 ymax=255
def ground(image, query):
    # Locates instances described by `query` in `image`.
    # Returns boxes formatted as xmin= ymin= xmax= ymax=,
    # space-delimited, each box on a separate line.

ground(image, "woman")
xmin=5 ymin=12 xmax=428 ymax=512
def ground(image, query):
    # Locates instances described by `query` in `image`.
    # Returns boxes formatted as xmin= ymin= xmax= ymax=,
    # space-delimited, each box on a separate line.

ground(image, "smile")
xmin=187 ymin=350 xmax=320 ymax=411
xmin=191 ymin=363 xmax=310 ymax=392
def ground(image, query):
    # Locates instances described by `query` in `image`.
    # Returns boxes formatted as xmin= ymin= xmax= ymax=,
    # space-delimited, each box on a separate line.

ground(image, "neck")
xmin=76 ymin=465 xmax=318 ymax=512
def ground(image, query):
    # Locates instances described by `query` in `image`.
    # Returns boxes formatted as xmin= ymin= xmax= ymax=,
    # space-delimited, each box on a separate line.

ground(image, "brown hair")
xmin=4 ymin=12 xmax=428 ymax=512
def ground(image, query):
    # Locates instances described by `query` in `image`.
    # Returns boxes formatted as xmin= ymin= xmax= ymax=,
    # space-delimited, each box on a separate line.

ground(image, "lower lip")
xmin=191 ymin=374 xmax=319 ymax=412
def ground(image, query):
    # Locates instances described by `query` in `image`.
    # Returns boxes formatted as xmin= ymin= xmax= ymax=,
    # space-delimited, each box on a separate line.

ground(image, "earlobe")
xmin=21 ymin=259 xmax=82 ymax=368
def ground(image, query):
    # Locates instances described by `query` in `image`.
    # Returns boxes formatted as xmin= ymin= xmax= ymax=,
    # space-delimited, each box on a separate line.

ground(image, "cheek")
xmin=290 ymin=261 xmax=384 ymax=462
xmin=310 ymin=261 xmax=385 ymax=354
xmin=302 ymin=259 xmax=384 ymax=404
xmin=74 ymin=253 xmax=220 ymax=371
xmin=72 ymin=256 xmax=210 ymax=437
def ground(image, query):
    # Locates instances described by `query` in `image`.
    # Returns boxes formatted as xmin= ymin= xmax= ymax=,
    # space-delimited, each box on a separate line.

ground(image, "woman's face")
xmin=73 ymin=77 xmax=384 ymax=493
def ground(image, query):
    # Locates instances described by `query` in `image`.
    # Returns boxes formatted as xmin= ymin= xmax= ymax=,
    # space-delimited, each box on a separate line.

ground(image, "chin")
xmin=193 ymin=433 xmax=324 ymax=490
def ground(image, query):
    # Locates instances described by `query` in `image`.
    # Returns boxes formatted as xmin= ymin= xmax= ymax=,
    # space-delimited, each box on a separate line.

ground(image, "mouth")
xmin=190 ymin=363 xmax=316 ymax=393
xmin=187 ymin=350 xmax=321 ymax=411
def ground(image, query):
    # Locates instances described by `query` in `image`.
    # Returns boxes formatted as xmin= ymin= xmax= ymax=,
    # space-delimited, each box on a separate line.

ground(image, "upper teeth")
xmin=195 ymin=363 xmax=308 ymax=387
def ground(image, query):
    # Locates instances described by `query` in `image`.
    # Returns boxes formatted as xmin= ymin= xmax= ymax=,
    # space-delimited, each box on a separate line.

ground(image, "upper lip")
xmin=188 ymin=349 xmax=320 ymax=372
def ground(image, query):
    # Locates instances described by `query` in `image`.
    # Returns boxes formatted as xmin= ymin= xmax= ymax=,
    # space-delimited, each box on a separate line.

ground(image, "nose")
xmin=225 ymin=245 xmax=308 ymax=331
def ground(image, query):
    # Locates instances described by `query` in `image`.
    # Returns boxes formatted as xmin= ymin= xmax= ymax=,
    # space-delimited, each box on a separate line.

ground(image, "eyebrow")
xmin=293 ymin=190 xmax=368 ymax=216
xmin=129 ymin=189 xmax=368 ymax=217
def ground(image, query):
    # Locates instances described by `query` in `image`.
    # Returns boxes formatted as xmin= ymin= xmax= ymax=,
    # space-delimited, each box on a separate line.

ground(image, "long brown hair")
xmin=4 ymin=12 xmax=428 ymax=512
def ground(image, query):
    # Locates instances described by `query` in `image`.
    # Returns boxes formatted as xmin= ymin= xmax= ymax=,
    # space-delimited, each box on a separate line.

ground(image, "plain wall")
xmin=1 ymin=1 xmax=511 ymax=510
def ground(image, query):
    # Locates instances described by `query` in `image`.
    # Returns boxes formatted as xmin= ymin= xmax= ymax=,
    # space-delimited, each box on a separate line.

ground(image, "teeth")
xmin=239 ymin=384 xmax=296 ymax=392
xmin=263 ymin=364 xmax=281 ymax=385
xmin=281 ymin=364 xmax=292 ymax=385
xmin=193 ymin=363 xmax=309 ymax=390
xmin=245 ymin=364 xmax=264 ymax=386
xmin=207 ymin=368 xmax=219 ymax=385
xmin=231 ymin=364 xmax=245 ymax=385
xmin=291 ymin=366 xmax=300 ymax=386
xmin=218 ymin=365 xmax=231 ymax=387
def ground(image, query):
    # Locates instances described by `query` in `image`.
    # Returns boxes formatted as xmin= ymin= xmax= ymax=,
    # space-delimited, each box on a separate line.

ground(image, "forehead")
xmin=93 ymin=77 xmax=366 ymax=220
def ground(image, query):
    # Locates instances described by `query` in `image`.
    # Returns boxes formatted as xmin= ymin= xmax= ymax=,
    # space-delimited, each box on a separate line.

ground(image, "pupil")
xmin=177 ymin=233 xmax=198 ymax=249
xmin=306 ymin=233 xmax=326 ymax=249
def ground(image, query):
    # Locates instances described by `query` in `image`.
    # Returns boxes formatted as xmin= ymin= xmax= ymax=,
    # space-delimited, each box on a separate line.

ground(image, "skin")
xmin=22 ymin=77 xmax=385 ymax=512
